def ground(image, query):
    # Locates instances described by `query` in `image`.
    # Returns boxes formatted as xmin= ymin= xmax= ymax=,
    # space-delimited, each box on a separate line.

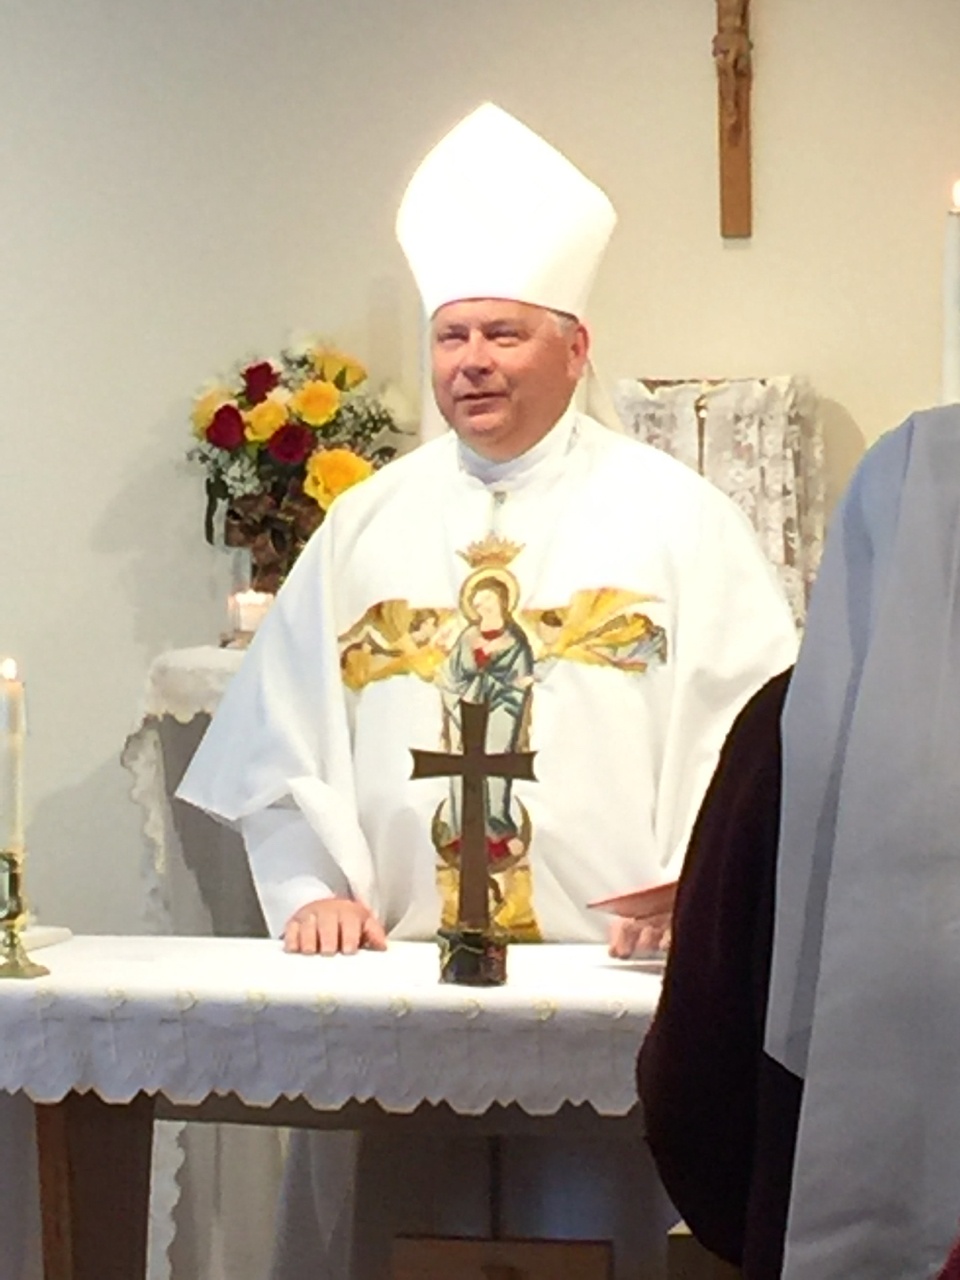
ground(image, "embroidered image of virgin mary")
xmin=432 ymin=563 xmax=539 ymax=937
xmin=336 ymin=535 xmax=669 ymax=940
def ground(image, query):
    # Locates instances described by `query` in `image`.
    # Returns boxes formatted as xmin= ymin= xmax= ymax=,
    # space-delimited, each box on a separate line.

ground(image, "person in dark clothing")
xmin=637 ymin=668 xmax=801 ymax=1279
xmin=640 ymin=408 xmax=960 ymax=1280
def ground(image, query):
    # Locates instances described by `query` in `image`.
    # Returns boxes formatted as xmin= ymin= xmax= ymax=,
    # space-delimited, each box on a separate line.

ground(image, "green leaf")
xmin=203 ymin=475 xmax=226 ymax=544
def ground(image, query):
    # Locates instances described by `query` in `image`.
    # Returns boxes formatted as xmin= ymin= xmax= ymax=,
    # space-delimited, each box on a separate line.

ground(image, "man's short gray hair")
xmin=548 ymin=309 xmax=579 ymax=336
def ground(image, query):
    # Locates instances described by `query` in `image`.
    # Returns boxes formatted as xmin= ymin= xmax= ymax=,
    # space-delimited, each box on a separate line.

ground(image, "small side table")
xmin=122 ymin=646 xmax=284 ymax=1280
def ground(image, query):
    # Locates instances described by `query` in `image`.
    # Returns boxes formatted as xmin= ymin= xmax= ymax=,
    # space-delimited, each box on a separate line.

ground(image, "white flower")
xmin=284 ymin=331 xmax=320 ymax=360
xmin=221 ymin=452 xmax=261 ymax=498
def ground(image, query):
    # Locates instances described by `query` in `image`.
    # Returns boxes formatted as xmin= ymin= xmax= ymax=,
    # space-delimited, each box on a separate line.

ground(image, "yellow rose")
xmin=311 ymin=348 xmax=366 ymax=390
xmin=290 ymin=379 xmax=341 ymax=427
xmin=191 ymin=386 xmax=232 ymax=438
xmin=243 ymin=396 xmax=289 ymax=442
xmin=304 ymin=447 xmax=374 ymax=510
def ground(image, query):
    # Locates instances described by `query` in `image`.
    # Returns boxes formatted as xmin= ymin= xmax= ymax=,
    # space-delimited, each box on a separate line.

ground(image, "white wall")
xmin=2 ymin=0 xmax=958 ymax=931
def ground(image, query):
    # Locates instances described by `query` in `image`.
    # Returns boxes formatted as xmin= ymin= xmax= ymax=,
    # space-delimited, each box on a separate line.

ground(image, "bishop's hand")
xmin=608 ymin=913 xmax=672 ymax=958
xmin=599 ymin=879 xmax=677 ymax=959
xmin=283 ymin=898 xmax=388 ymax=956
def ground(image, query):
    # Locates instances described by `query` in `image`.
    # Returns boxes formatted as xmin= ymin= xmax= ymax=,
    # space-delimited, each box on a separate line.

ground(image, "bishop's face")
xmin=430 ymin=298 xmax=589 ymax=462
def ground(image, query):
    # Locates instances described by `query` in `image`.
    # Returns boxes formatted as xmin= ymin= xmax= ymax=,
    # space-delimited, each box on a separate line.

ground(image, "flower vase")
xmin=223 ymin=487 xmax=322 ymax=593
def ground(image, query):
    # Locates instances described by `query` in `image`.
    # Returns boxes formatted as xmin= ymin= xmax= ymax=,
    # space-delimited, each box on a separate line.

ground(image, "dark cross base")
xmin=411 ymin=698 xmax=536 ymax=987
xmin=437 ymin=927 xmax=507 ymax=987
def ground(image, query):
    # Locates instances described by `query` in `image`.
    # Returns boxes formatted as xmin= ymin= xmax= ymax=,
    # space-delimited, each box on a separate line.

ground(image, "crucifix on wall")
xmin=713 ymin=0 xmax=753 ymax=238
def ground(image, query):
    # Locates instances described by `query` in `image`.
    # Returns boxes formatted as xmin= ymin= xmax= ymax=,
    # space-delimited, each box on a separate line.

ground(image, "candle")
xmin=230 ymin=589 xmax=274 ymax=635
xmin=943 ymin=180 xmax=960 ymax=404
xmin=0 ymin=660 xmax=25 ymax=852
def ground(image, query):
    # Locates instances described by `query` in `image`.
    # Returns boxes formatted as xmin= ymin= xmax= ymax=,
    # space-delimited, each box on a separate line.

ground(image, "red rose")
xmin=206 ymin=404 xmax=245 ymax=450
xmin=267 ymin=423 xmax=315 ymax=465
xmin=242 ymin=361 xmax=279 ymax=405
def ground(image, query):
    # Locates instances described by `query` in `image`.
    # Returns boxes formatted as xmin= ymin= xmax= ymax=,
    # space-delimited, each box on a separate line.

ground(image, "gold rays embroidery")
xmin=523 ymin=587 xmax=668 ymax=672
xmin=337 ymin=586 xmax=667 ymax=693
xmin=338 ymin=600 xmax=458 ymax=691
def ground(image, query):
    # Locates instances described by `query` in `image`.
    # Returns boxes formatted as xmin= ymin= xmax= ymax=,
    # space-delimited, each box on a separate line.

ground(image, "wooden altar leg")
xmin=34 ymin=1090 xmax=155 ymax=1280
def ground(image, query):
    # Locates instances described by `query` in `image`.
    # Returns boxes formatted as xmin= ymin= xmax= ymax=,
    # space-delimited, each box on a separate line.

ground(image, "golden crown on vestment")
xmin=456 ymin=534 xmax=523 ymax=570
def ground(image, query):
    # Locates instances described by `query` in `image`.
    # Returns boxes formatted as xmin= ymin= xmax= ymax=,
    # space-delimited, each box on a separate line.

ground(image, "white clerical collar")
xmin=456 ymin=405 xmax=579 ymax=490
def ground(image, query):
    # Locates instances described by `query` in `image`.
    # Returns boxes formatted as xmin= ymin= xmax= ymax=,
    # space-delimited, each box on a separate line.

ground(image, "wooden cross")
xmin=713 ymin=0 xmax=753 ymax=238
xmin=410 ymin=700 xmax=536 ymax=931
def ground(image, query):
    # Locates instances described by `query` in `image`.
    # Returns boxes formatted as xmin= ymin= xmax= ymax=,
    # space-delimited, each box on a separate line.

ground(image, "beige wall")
xmin=2 ymin=0 xmax=958 ymax=930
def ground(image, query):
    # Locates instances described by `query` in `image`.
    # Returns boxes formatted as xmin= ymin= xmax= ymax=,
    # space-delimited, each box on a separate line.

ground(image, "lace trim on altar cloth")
xmin=613 ymin=376 xmax=825 ymax=628
xmin=135 ymin=646 xmax=245 ymax=725
xmin=122 ymin=711 xmax=186 ymax=1280
xmin=122 ymin=722 xmax=173 ymax=935
xmin=147 ymin=1121 xmax=187 ymax=1280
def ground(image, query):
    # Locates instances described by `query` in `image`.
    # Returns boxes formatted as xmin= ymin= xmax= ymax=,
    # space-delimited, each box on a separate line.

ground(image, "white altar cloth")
xmin=0 ymin=935 xmax=656 ymax=1116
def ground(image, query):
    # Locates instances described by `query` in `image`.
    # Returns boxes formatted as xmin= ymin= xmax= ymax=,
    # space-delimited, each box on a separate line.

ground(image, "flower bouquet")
xmin=189 ymin=339 xmax=400 ymax=591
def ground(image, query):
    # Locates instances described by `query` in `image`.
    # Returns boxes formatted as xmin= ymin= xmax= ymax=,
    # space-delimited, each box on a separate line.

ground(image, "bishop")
xmin=179 ymin=102 xmax=797 ymax=1280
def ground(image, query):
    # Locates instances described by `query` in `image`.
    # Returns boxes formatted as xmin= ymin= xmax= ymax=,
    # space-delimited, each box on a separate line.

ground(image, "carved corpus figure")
xmin=713 ymin=0 xmax=753 ymax=237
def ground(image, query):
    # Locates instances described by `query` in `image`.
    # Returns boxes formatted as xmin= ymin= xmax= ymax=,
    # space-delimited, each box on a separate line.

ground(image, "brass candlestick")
xmin=0 ymin=850 xmax=48 ymax=979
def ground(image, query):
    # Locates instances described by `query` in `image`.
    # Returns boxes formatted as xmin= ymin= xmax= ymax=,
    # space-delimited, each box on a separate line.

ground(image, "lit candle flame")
xmin=952 ymin=179 xmax=960 ymax=211
xmin=0 ymin=659 xmax=18 ymax=681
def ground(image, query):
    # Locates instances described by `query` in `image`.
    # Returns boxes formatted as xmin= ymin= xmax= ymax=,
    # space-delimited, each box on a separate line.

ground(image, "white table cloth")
xmin=8 ymin=935 xmax=663 ymax=1280
xmin=0 ymin=936 xmax=657 ymax=1115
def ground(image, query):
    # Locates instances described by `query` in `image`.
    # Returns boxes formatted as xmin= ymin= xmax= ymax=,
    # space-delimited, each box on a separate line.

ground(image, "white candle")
xmin=0 ymin=660 xmax=25 ymax=852
xmin=230 ymin=589 xmax=274 ymax=634
xmin=943 ymin=180 xmax=960 ymax=404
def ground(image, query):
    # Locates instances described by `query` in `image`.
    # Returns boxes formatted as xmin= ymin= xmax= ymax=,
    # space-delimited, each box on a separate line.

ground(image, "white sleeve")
xmin=177 ymin=517 xmax=377 ymax=910
xmin=241 ymin=806 xmax=353 ymax=939
xmin=656 ymin=491 xmax=798 ymax=883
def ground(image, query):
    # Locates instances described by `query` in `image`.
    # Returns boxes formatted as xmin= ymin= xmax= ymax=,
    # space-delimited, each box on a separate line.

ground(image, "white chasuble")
xmin=178 ymin=411 xmax=797 ymax=1280
xmin=180 ymin=412 xmax=797 ymax=942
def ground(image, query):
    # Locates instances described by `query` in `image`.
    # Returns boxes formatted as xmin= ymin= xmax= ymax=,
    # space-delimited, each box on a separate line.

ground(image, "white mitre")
xmin=396 ymin=102 xmax=617 ymax=319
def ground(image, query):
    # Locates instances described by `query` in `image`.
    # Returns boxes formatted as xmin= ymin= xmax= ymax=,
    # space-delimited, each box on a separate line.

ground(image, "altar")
xmin=0 ymin=934 xmax=666 ymax=1279
xmin=119 ymin=645 xmax=673 ymax=1278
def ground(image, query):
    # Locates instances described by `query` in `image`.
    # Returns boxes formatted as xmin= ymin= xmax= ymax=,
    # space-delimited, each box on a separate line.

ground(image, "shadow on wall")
xmin=89 ymin=401 xmax=229 ymax=654
xmin=27 ymin=754 xmax=146 ymax=935
xmin=820 ymin=398 xmax=867 ymax=515
xmin=160 ymin=713 xmax=267 ymax=939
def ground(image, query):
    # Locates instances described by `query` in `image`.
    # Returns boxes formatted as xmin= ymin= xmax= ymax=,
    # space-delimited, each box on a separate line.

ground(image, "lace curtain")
xmin=612 ymin=376 xmax=824 ymax=629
